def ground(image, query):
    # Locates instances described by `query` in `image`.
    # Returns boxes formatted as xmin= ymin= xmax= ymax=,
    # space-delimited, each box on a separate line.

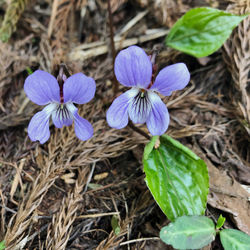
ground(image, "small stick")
xmin=107 ymin=0 xmax=119 ymax=95
xmin=69 ymin=29 xmax=169 ymax=61
xmin=128 ymin=121 xmax=151 ymax=140
xmin=77 ymin=211 xmax=120 ymax=219
xmin=120 ymin=237 xmax=160 ymax=246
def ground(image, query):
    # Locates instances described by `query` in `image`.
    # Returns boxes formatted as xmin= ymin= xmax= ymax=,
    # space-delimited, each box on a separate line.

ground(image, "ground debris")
xmin=0 ymin=0 xmax=249 ymax=249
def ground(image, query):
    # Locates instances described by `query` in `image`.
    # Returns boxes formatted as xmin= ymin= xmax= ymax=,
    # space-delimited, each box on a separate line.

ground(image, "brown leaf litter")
xmin=0 ymin=0 xmax=250 ymax=249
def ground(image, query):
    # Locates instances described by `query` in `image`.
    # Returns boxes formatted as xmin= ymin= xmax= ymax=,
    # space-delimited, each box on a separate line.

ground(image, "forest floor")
xmin=0 ymin=0 xmax=249 ymax=249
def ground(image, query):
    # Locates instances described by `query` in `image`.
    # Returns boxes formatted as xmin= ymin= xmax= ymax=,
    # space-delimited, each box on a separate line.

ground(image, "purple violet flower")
xmin=24 ymin=70 xmax=96 ymax=144
xmin=106 ymin=45 xmax=190 ymax=135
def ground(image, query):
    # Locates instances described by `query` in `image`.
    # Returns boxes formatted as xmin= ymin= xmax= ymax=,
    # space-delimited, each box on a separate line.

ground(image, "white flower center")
xmin=128 ymin=88 xmax=152 ymax=124
xmin=44 ymin=102 xmax=77 ymax=127
xmin=55 ymin=104 xmax=73 ymax=121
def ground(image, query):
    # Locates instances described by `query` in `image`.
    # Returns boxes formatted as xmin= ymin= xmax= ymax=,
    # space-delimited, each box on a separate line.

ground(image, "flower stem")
xmin=128 ymin=121 xmax=151 ymax=140
xmin=107 ymin=0 xmax=119 ymax=95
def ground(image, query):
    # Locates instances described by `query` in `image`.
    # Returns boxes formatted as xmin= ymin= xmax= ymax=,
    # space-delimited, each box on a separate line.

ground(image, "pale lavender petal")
xmin=24 ymin=70 xmax=60 ymax=105
xmin=27 ymin=103 xmax=56 ymax=144
xmin=63 ymin=73 xmax=96 ymax=104
xmin=106 ymin=88 xmax=138 ymax=129
xmin=128 ymin=90 xmax=152 ymax=124
xmin=74 ymin=113 xmax=93 ymax=141
xmin=51 ymin=103 xmax=76 ymax=128
xmin=146 ymin=92 xmax=170 ymax=135
xmin=114 ymin=46 xmax=152 ymax=88
xmin=150 ymin=63 xmax=190 ymax=96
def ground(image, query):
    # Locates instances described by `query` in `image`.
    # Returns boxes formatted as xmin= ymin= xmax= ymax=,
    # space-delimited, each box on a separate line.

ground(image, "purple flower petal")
xmin=63 ymin=73 xmax=96 ymax=104
xmin=128 ymin=90 xmax=152 ymax=124
xmin=146 ymin=92 xmax=170 ymax=135
xmin=106 ymin=88 xmax=138 ymax=129
xmin=24 ymin=70 xmax=60 ymax=105
xmin=27 ymin=103 xmax=56 ymax=144
xmin=74 ymin=113 xmax=93 ymax=141
xmin=51 ymin=103 xmax=76 ymax=128
xmin=114 ymin=46 xmax=152 ymax=88
xmin=150 ymin=63 xmax=190 ymax=96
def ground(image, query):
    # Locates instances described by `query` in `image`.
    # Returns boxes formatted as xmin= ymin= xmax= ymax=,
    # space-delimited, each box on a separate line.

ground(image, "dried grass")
xmin=0 ymin=0 xmax=250 ymax=248
xmin=0 ymin=0 xmax=28 ymax=42
xmin=223 ymin=0 xmax=250 ymax=135
xmin=48 ymin=0 xmax=74 ymax=68
xmin=45 ymin=167 xmax=89 ymax=250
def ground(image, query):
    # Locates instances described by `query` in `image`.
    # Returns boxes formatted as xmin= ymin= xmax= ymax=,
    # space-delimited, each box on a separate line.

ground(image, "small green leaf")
xmin=111 ymin=215 xmax=120 ymax=235
xmin=216 ymin=214 xmax=226 ymax=229
xmin=26 ymin=67 xmax=33 ymax=75
xmin=143 ymin=136 xmax=158 ymax=160
xmin=160 ymin=216 xmax=216 ymax=249
xmin=220 ymin=229 xmax=250 ymax=250
xmin=166 ymin=7 xmax=248 ymax=57
xmin=143 ymin=135 xmax=209 ymax=220
xmin=0 ymin=241 xmax=5 ymax=250
xmin=0 ymin=31 xmax=10 ymax=43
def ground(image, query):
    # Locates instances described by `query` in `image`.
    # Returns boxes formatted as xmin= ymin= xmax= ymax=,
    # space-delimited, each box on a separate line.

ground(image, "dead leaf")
xmin=194 ymin=146 xmax=250 ymax=234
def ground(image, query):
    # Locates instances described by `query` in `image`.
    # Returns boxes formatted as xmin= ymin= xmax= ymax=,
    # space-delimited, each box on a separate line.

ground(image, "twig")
xmin=69 ymin=29 xmax=169 ymax=61
xmin=83 ymin=162 xmax=96 ymax=193
xmin=117 ymin=10 xmax=149 ymax=37
xmin=120 ymin=237 xmax=160 ymax=246
xmin=77 ymin=212 xmax=120 ymax=219
xmin=107 ymin=0 xmax=119 ymax=95
xmin=48 ymin=0 xmax=59 ymax=38
xmin=128 ymin=121 xmax=151 ymax=140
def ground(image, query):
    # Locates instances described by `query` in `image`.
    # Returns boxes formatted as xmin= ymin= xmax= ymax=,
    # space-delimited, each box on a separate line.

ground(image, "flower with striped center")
xmin=24 ymin=70 xmax=96 ymax=144
xmin=106 ymin=46 xmax=190 ymax=135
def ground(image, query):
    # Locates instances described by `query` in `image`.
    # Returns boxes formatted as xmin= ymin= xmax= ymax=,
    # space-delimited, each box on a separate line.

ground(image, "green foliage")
xmin=143 ymin=135 xmax=209 ymax=221
xmin=160 ymin=216 xmax=216 ymax=249
xmin=216 ymin=214 xmax=226 ymax=229
xmin=0 ymin=0 xmax=29 ymax=42
xmin=143 ymin=135 xmax=158 ymax=159
xmin=111 ymin=215 xmax=120 ymax=235
xmin=0 ymin=241 xmax=5 ymax=250
xmin=220 ymin=229 xmax=250 ymax=250
xmin=26 ymin=67 xmax=33 ymax=75
xmin=160 ymin=214 xmax=250 ymax=250
xmin=166 ymin=7 xmax=248 ymax=57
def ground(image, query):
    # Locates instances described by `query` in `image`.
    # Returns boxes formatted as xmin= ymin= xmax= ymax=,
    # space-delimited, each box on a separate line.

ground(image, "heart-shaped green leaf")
xmin=220 ymin=229 xmax=250 ymax=250
xmin=160 ymin=216 xmax=216 ymax=249
xmin=166 ymin=7 xmax=248 ymax=57
xmin=143 ymin=135 xmax=209 ymax=220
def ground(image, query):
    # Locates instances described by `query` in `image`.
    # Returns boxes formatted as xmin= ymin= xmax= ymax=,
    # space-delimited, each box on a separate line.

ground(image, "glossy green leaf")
xmin=160 ymin=215 xmax=216 ymax=249
xmin=0 ymin=241 xmax=5 ymax=250
xmin=143 ymin=135 xmax=209 ymax=220
xmin=220 ymin=229 xmax=250 ymax=250
xmin=216 ymin=214 xmax=226 ymax=229
xmin=166 ymin=7 xmax=248 ymax=57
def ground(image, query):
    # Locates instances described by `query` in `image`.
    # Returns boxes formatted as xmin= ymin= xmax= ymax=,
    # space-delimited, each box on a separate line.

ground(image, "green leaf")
xmin=216 ymin=214 xmax=226 ymax=229
xmin=220 ymin=229 xmax=250 ymax=250
xmin=143 ymin=135 xmax=209 ymax=220
xmin=160 ymin=215 xmax=216 ymax=249
xmin=26 ymin=67 xmax=33 ymax=75
xmin=144 ymin=136 xmax=159 ymax=160
xmin=111 ymin=215 xmax=120 ymax=235
xmin=0 ymin=241 xmax=5 ymax=250
xmin=166 ymin=7 xmax=248 ymax=57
